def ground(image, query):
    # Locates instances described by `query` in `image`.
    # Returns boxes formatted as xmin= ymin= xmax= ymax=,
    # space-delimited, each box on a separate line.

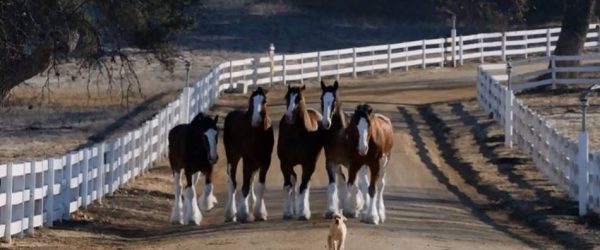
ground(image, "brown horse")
xmin=168 ymin=112 xmax=219 ymax=225
xmin=345 ymin=104 xmax=393 ymax=225
xmin=278 ymin=85 xmax=323 ymax=220
xmin=223 ymin=87 xmax=274 ymax=223
xmin=320 ymin=80 xmax=368 ymax=219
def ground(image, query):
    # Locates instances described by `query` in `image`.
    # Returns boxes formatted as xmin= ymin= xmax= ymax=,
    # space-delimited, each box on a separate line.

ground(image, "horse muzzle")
xmin=322 ymin=119 xmax=331 ymax=130
xmin=209 ymin=155 xmax=219 ymax=165
xmin=357 ymin=146 xmax=369 ymax=156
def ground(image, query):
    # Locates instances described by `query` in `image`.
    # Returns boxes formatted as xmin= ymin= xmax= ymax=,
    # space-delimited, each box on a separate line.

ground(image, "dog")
xmin=327 ymin=213 xmax=347 ymax=250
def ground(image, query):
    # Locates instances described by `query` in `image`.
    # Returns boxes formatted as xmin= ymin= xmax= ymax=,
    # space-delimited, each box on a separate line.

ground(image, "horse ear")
xmin=334 ymin=80 xmax=339 ymax=90
xmin=367 ymin=105 xmax=373 ymax=115
xmin=301 ymin=85 xmax=306 ymax=91
xmin=257 ymin=87 xmax=263 ymax=93
xmin=288 ymin=84 xmax=291 ymax=91
xmin=214 ymin=115 xmax=219 ymax=124
xmin=320 ymin=80 xmax=326 ymax=90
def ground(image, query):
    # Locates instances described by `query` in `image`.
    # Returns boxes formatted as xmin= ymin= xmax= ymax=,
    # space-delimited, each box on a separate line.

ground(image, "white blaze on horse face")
xmin=322 ymin=92 xmax=334 ymax=129
xmin=251 ymin=94 xmax=264 ymax=127
xmin=285 ymin=93 xmax=298 ymax=122
xmin=204 ymin=128 xmax=218 ymax=162
xmin=357 ymin=118 xmax=369 ymax=156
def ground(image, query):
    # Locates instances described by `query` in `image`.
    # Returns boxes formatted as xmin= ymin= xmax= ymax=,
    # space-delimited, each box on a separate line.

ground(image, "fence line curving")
xmin=2 ymin=23 xmax=600 ymax=242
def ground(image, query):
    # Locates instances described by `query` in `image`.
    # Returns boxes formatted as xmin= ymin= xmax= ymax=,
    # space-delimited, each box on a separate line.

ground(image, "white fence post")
xmin=97 ymin=143 xmax=105 ymax=204
xmin=252 ymin=57 xmax=259 ymax=86
xmin=336 ymin=50 xmax=341 ymax=80
xmin=63 ymin=155 xmax=72 ymax=220
xmin=4 ymin=163 xmax=12 ymax=243
xmin=451 ymin=28 xmax=457 ymax=67
xmin=421 ymin=40 xmax=426 ymax=69
xmin=229 ymin=60 xmax=233 ymax=88
xmin=46 ymin=159 xmax=54 ymax=227
xmin=82 ymin=149 xmax=89 ymax=208
xmin=404 ymin=46 xmax=409 ymax=71
xmin=370 ymin=50 xmax=375 ymax=76
xmin=27 ymin=161 xmax=35 ymax=235
xmin=269 ymin=43 xmax=275 ymax=87
xmin=546 ymin=29 xmax=552 ymax=56
xmin=439 ymin=40 xmax=444 ymax=68
xmin=317 ymin=51 xmax=322 ymax=82
xmin=597 ymin=25 xmax=600 ymax=52
xmin=505 ymin=91 xmax=514 ymax=148
xmin=387 ymin=44 xmax=392 ymax=74
xmin=501 ymin=32 xmax=507 ymax=61
xmin=524 ymin=34 xmax=529 ymax=59
xmin=551 ymin=56 xmax=557 ymax=89
xmin=459 ymin=35 xmax=464 ymax=65
xmin=282 ymin=54 xmax=287 ymax=85
xmin=352 ymin=48 xmax=357 ymax=78
xmin=479 ymin=36 xmax=484 ymax=63
xmin=579 ymin=131 xmax=589 ymax=216
xmin=300 ymin=55 xmax=304 ymax=84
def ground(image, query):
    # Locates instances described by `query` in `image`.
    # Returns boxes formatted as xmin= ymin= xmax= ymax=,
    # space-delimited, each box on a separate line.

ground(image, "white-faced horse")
xmin=223 ymin=87 xmax=275 ymax=223
xmin=168 ymin=112 xmax=219 ymax=225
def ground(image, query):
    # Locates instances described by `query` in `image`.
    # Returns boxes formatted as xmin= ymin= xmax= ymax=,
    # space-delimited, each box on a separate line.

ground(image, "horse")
xmin=345 ymin=104 xmax=393 ymax=225
xmin=320 ymin=80 xmax=368 ymax=219
xmin=168 ymin=112 xmax=219 ymax=225
xmin=223 ymin=87 xmax=275 ymax=223
xmin=277 ymin=85 xmax=323 ymax=220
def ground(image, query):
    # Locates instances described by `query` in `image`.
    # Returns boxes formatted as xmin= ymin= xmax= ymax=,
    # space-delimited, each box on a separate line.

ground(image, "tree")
xmin=553 ymin=0 xmax=596 ymax=68
xmin=0 ymin=0 xmax=202 ymax=102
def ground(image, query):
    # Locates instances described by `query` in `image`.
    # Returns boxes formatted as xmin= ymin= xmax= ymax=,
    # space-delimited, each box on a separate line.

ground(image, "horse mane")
xmin=304 ymin=108 xmax=322 ymax=132
xmin=333 ymin=102 xmax=348 ymax=128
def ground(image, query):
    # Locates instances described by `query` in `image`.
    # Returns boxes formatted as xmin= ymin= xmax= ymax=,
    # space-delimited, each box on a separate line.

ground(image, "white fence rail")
xmin=3 ymin=23 xmax=600 ymax=242
xmin=477 ymin=55 xmax=600 ymax=217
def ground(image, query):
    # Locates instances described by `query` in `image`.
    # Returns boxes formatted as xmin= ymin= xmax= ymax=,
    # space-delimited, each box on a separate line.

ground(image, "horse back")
xmin=371 ymin=114 xmax=394 ymax=154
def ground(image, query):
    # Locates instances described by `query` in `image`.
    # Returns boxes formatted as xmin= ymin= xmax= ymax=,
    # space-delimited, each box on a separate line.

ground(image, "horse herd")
xmin=168 ymin=80 xmax=394 ymax=227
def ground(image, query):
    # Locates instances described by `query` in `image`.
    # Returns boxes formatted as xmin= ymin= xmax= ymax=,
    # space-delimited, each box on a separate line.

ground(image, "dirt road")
xmin=10 ymin=66 xmax=600 ymax=249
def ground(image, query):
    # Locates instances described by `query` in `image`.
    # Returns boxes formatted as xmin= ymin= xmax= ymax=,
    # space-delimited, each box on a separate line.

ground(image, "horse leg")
xmin=224 ymin=157 xmax=240 ymax=222
xmin=344 ymin=165 xmax=361 ymax=218
xmin=253 ymin=163 xmax=269 ymax=221
xmin=183 ymin=171 xmax=202 ymax=225
xmin=362 ymin=162 xmax=380 ymax=225
xmin=199 ymin=168 xmax=218 ymax=212
xmin=281 ymin=162 xmax=296 ymax=219
xmin=237 ymin=160 xmax=254 ymax=223
xmin=297 ymin=162 xmax=316 ymax=220
xmin=170 ymin=169 xmax=184 ymax=224
xmin=337 ymin=166 xmax=347 ymax=215
xmin=358 ymin=165 xmax=370 ymax=218
xmin=377 ymin=155 xmax=389 ymax=224
xmin=325 ymin=161 xmax=339 ymax=219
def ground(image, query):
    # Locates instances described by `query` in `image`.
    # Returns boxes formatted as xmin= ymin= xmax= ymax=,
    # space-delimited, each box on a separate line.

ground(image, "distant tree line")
xmin=284 ymin=0 xmax=598 ymax=29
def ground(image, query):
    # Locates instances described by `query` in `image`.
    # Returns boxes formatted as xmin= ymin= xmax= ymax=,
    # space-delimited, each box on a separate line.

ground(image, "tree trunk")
xmin=0 ymin=44 xmax=53 ymax=103
xmin=553 ymin=0 xmax=596 ymax=76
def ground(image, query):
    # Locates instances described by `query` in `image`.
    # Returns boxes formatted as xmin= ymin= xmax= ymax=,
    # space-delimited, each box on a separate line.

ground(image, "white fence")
xmin=477 ymin=54 xmax=600 ymax=217
xmin=3 ymin=23 xmax=600 ymax=242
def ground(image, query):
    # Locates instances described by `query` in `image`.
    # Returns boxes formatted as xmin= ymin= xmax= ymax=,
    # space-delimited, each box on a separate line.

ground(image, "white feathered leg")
xmin=253 ymin=182 xmax=268 ymax=221
xmin=358 ymin=166 xmax=370 ymax=218
xmin=237 ymin=189 xmax=250 ymax=223
xmin=296 ymin=185 xmax=311 ymax=220
xmin=170 ymin=170 xmax=184 ymax=224
xmin=337 ymin=167 xmax=348 ymax=215
xmin=224 ymin=165 xmax=237 ymax=222
xmin=377 ymin=156 xmax=389 ymax=224
xmin=199 ymin=182 xmax=218 ymax=212
xmin=363 ymin=185 xmax=380 ymax=225
xmin=183 ymin=172 xmax=202 ymax=225
xmin=344 ymin=182 xmax=362 ymax=218
xmin=325 ymin=163 xmax=339 ymax=218
xmin=283 ymin=175 xmax=296 ymax=219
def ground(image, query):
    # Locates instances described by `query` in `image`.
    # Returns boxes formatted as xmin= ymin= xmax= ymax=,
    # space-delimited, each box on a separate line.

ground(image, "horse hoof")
xmin=324 ymin=211 xmax=335 ymax=219
xmin=298 ymin=215 xmax=310 ymax=221
xmin=362 ymin=215 xmax=380 ymax=225
xmin=224 ymin=217 xmax=237 ymax=223
xmin=283 ymin=214 xmax=294 ymax=220
xmin=343 ymin=211 xmax=358 ymax=219
xmin=254 ymin=216 xmax=267 ymax=222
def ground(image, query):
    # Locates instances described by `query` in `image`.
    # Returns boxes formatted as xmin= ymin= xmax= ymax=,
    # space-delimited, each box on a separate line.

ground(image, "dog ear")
xmin=341 ymin=215 xmax=347 ymax=222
